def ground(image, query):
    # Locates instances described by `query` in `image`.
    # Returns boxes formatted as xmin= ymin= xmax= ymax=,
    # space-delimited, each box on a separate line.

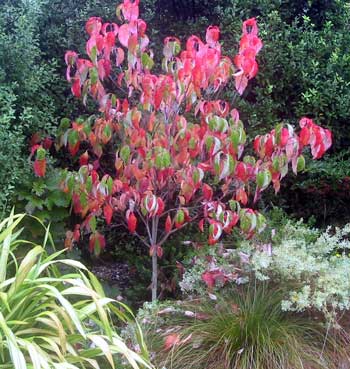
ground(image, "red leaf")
xmin=118 ymin=24 xmax=130 ymax=48
xmin=72 ymin=193 xmax=82 ymax=215
xmin=236 ymin=188 xmax=248 ymax=205
xmin=242 ymin=18 xmax=258 ymax=36
xmin=253 ymin=136 xmax=260 ymax=154
xmin=265 ymin=136 xmax=274 ymax=157
xmin=97 ymin=59 xmax=106 ymax=80
xmin=30 ymin=133 xmax=41 ymax=148
xmin=69 ymin=141 xmax=80 ymax=156
xmin=71 ymin=78 xmax=81 ymax=98
xmin=206 ymin=25 xmax=220 ymax=45
xmin=121 ymin=0 xmax=139 ymax=22
xmin=201 ymin=271 xmax=216 ymax=288
xmin=116 ymin=47 xmax=125 ymax=66
xmin=198 ymin=219 xmax=205 ymax=232
xmin=65 ymin=51 xmax=78 ymax=66
xmin=202 ymin=269 xmax=227 ymax=289
xmin=299 ymin=127 xmax=310 ymax=146
xmin=157 ymin=246 xmax=163 ymax=258
xmin=127 ymin=211 xmax=137 ymax=233
xmin=106 ymin=31 xmax=116 ymax=48
xmin=79 ymin=151 xmax=89 ymax=166
xmin=30 ymin=144 xmax=41 ymax=156
xmin=156 ymin=197 xmax=165 ymax=215
xmin=42 ymin=137 xmax=53 ymax=150
xmin=98 ymin=233 xmax=106 ymax=249
xmin=33 ymin=159 xmax=46 ymax=177
xmin=202 ymin=183 xmax=213 ymax=200
xmin=234 ymin=72 xmax=248 ymax=95
xmin=73 ymin=225 xmax=80 ymax=242
xmin=137 ymin=19 xmax=147 ymax=36
xmin=165 ymin=215 xmax=172 ymax=233
xmin=280 ymin=128 xmax=289 ymax=147
xmin=104 ymin=204 xmax=113 ymax=225
xmin=209 ymin=222 xmax=222 ymax=243
xmin=85 ymin=17 xmax=102 ymax=35
xmin=164 ymin=334 xmax=180 ymax=351
xmin=235 ymin=162 xmax=248 ymax=182
xmin=149 ymin=244 xmax=156 ymax=256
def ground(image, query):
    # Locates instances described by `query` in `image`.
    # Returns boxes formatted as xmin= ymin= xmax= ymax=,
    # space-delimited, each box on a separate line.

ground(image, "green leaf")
xmin=0 ymin=212 xmax=25 ymax=283
xmin=90 ymin=67 xmax=98 ymax=84
xmin=89 ymin=216 xmax=97 ymax=233
xmin=36 ymin=148 xmax=46 ymax=160
xmin=68 ymin=130 xmax=79 ymax=147
xmin=141 ymin=53 xmax=154 ymax=70
xmin=120 ymin=145 xmax=131 ymax=162
xmin=297 ymin=155 xmax=306 ymax=172
xmin=0 ymin=312 xmax=26 ymax=369
xmin=42 ymin=285 xmax=86 ymax=338
xmin=8 ymin=246 xmax=44 ymax=297
xmin=89 ymin=335 xmax=115 ymax=368
xmin=59 ymin=118 xmax=71 ymax=131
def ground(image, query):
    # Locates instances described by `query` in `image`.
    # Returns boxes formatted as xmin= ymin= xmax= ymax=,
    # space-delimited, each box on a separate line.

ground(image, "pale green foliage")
xmin=243 ymin=222 xmax=350 ymax=312
xmin=179 ymin=246 xmax=244 ymax=296
xmin=180 ymin=218 xmax=350 ymax=315
xmin=0 ymin=212 xmax=152 ymax=369
xmin=179 ymin=260 xmax=208 ymax=296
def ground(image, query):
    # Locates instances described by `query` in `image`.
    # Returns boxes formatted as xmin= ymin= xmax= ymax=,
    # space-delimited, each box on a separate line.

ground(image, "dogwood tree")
xmin=40 ymin=0 xmax=332 ymax=300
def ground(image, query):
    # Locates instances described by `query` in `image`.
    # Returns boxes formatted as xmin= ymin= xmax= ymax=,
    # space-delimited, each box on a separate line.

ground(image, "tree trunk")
xmin=150 ymin=216 xmax=159 ymax=301
xmin=151 ymin=252 xmax=158 ymax=301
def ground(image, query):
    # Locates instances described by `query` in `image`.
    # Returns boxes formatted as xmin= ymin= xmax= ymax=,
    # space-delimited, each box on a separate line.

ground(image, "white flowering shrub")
xmin=247 ymin=222 xmax=350 ymax=312
xmin=180 ymin=218 xmax=350 ymax=314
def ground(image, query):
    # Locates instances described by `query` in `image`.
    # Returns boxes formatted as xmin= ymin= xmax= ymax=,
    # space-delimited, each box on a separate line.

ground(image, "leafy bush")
xmin=0 ymin=88 xmax=27 ymax=215
xmin=215 ymin=1 xmax=350 ymax=147
xmin=0 ymin=0 xmax=61 ymax=212
xmin=0 ymin=212 xmax=152 ymax=368
xmin=136 ymin=284 xmax=348 ymax=369
xmin=132 ymin=0 xmax=350 ymax=151
xmin=241 ymin=221 xmax=350 ymax=313
xmin=181 ymin=216 xmax=350 ymax=317
xmin=16 ymin=167 xmax=71 ymax=241
xmin=276 ymin=150 xmax=350 ymax=224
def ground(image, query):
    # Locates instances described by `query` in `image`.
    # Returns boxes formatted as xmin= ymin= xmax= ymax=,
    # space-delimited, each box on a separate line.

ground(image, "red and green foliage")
xmin=37 ymin=0 xmax=332 ymax=300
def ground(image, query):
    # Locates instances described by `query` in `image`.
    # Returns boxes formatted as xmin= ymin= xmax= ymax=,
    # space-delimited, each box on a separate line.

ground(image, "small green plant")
xmin=0 ymin=211 xmax=152 ymax=369
xmin=142 ymin=284 xmax=348 ymax=369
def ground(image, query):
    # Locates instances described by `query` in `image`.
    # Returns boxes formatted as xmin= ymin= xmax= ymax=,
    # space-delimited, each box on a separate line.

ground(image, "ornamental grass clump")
xmin=0 ymin=211 xmax=152 ymax=369
xmin=142 ymin=284 xmax=348 ymax=369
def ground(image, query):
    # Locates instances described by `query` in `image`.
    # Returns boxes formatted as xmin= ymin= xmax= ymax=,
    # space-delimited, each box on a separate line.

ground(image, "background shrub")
xmin=180 ymin=215 xmax=350 ymax=317
xmin=0 ymin=0 xmax=60 ymax=212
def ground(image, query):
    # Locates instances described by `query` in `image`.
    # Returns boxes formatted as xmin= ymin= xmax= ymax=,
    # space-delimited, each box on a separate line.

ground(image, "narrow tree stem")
xmin=151 ymin=252 xmax=158 ymax=301
xmin=151 ymin=216 xmax=158 ymax=301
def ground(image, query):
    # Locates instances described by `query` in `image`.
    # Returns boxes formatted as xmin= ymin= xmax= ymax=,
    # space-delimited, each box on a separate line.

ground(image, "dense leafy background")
xmin=1 ymin=3 xmax=349 ymax=367
xmin=0 ymin=0 xmax=349 ymax=301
